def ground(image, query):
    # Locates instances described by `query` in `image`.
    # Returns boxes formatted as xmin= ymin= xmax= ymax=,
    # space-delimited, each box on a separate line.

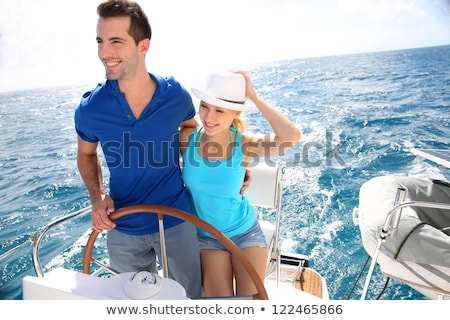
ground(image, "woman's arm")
xmin=179 ymin=117 xmax=199 ymax=155
xmin=233 ymin=71 xmax=301 ymax=159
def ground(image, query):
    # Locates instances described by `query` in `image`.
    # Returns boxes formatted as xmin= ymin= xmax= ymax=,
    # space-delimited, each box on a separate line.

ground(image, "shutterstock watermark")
xmin=247 ymin=131 xmax=345 ymax=168
xmin=101 ymin=131 xmax=346 ymax=169
xmin=295 ymin=130 xmax=345 ymax=167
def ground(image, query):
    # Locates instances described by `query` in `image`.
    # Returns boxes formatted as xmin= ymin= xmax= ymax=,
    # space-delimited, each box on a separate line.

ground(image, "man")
xmin=74 ymin=0 xmax=201 ymax=297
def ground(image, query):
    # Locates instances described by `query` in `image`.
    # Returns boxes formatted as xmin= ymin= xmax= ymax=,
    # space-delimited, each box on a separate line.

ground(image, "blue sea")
xmin=1 ymin=45 xmax=449 ymax=301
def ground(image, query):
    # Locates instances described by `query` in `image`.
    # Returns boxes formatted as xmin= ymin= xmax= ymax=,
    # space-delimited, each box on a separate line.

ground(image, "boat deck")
xmin=411 ymin=148 xmax=450 ymax=169
xmin=266 ymin=265 xmax=324 ymax=299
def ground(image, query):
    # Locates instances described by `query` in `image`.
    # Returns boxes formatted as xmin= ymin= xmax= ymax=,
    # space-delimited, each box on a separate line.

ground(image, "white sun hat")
xmin=190 ymin=71 xmax=255 ymax=112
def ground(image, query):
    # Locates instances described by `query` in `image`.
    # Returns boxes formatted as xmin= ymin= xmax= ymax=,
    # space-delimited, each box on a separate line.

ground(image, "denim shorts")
xmin=198 ymin=221 xmax=267 ymax=250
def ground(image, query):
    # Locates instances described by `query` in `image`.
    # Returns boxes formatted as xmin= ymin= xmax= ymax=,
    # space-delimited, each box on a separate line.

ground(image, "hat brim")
xmin=190 ymin=88 xmax=255 ymax=112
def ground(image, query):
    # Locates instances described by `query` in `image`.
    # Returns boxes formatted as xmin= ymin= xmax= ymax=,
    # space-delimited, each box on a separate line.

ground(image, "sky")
xmin=0 ymin=0 xmax=449 ymax=92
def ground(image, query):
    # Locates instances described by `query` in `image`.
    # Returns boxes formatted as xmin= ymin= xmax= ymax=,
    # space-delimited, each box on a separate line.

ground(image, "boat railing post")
xmin=360 ymin=232 xmax=385 ymax=300
xmin=389 ymin=188 xmax=406 ymax=237
xmin=158 ymin=218 xmax=169 ymax=278
xmin=274 ymin=178 xmax=283 ymax=292
xmin=31 ymin=206 xmax=93 ymax=278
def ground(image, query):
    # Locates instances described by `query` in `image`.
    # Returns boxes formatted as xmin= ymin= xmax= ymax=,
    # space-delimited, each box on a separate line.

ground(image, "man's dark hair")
xmin=97 ymin=0 xmax=152 ymax=45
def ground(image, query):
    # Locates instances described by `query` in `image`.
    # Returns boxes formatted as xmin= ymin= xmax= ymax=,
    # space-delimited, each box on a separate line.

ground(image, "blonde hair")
xmin=231 ymin=117 xmax=246 ymax=133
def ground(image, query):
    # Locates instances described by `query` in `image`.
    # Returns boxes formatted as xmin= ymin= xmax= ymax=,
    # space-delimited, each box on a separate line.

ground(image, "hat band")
xmin=216 ymin=97 xmax=245 ymax=104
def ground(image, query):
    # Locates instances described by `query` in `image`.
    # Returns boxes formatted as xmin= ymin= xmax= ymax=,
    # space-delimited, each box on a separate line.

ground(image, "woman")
xmin=180 ymin=70 xmax=300 ymax=297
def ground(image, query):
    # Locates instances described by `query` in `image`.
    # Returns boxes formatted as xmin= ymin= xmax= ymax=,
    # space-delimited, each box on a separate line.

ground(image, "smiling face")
xmin=96 ymin=16 xmax=147 ymax=81
xmin=198 ymin=101 xmax=241 ymax=137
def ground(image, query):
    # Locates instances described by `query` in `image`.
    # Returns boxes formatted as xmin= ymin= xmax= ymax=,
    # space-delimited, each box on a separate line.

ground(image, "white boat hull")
xmin=23 ymin=253 xmax=328 ymax=300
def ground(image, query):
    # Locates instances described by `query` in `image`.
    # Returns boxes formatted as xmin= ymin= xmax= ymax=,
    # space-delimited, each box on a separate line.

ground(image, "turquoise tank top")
xmin=182 ymin=126 xmax=256 ymax=238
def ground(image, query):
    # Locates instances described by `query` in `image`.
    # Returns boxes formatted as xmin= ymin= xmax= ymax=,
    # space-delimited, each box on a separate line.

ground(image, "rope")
xmin=345 ymin=254 xmax=370 ymax=299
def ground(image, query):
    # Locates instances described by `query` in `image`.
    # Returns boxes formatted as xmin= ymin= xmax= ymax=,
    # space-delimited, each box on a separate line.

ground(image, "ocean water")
xmin=1 ymin=45 xmax=449 ymax=300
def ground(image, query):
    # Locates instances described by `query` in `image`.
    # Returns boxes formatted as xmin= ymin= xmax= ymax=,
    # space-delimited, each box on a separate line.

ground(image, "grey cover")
xmin=358 ymin=175 xmax=450 ymax=267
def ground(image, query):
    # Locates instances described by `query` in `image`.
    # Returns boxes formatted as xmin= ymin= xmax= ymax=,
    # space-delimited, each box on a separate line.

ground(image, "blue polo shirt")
xmin=74 ymin=73 xmax=196 ymax=235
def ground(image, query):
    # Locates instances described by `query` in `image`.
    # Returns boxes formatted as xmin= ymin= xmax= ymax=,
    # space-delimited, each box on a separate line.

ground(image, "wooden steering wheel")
xmin=83 ymin=204 xmax=268 ymax=300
